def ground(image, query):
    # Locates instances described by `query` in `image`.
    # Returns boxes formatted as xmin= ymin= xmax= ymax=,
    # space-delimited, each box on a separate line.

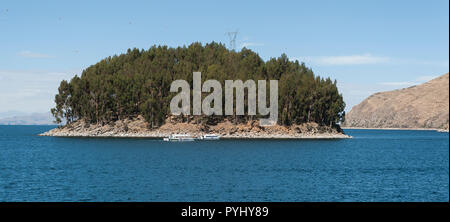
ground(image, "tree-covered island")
xmin=44 ymin=42 xmax=348 ymax=138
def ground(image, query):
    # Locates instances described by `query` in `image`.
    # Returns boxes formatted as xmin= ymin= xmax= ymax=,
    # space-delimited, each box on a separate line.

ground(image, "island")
xmin=40 ymin=42 xmax=350 ymax=139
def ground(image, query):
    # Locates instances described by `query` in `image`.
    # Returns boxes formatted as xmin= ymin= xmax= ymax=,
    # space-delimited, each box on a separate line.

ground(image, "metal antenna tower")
xmin=226 ymin=30 xmax=238 ymax=51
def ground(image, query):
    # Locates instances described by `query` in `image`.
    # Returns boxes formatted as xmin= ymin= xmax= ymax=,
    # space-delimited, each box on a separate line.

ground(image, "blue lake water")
xmin=0 ymin=125 xmax=448 ymax=202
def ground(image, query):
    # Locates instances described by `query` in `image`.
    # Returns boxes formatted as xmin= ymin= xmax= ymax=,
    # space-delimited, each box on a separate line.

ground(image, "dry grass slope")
xmin=343 ymin=73 xmax=449 ymax=129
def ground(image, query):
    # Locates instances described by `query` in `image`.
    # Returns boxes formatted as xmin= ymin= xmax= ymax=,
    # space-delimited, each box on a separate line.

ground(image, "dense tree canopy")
xmin=51 ymin=42 xmax=345 ymax=128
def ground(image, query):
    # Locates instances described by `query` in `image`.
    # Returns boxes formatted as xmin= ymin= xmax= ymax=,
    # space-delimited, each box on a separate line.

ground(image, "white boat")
xmin=200 ymin=134 xmax=220 ymax=140
xmin=163 ymin=134 xmax=195 ymax=142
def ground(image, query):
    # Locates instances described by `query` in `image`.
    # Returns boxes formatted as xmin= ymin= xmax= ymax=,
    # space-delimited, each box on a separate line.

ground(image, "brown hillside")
xmin=343 ymin=73 xmax=449 ymax=129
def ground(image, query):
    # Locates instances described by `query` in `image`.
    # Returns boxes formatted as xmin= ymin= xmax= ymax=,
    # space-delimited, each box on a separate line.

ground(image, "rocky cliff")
xmin=343 ymin=73 xmax=449 ymax=129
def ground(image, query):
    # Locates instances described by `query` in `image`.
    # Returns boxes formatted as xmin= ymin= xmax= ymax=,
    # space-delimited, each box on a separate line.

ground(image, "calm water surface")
xmin=0 ymin=126 xmax=448 ymax=201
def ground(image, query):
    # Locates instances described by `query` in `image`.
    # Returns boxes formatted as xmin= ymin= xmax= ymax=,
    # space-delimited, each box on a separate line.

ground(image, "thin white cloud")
xmin=292 ymin=54 xmax=449 ymax=68
xmin=319 ymin=54 xmax=390 ymax=65
xmin=415 ymin=75 xmax=438 ymax=82
xmin=18 ymin=51 xmax=53 ymax=58
xmin=292 ymin=54 xmax=390 ymax=66
xmin=379 ymin=81 xmax=415 ymax=86
xmin=379 ymin=75 xmax=437 ymax=87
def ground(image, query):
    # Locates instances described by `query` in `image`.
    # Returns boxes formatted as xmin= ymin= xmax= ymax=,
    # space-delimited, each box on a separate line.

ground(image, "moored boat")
xmin=200 ymin=134 xmax=220 ymax=140
xmin=163 ymin=134 xmax=195 ymax=142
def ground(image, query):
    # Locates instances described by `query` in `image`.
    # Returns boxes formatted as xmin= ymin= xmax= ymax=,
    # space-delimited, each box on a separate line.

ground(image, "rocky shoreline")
xmin=39 ymin=116 xmax=351 ymax=139
xmin=342 ymin=126 xmax=449 ymax=132
xmin=437 ymin=128 xmax=450 ymax=133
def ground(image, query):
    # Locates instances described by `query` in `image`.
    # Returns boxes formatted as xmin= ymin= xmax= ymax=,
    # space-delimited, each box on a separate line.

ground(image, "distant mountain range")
xmin=0 ymin=112 xmax=57 ymax=125
xmin=0 ymin=111 xmax=28 ymax=119
xmin=343 ymin=73 xmax=449 ymax=129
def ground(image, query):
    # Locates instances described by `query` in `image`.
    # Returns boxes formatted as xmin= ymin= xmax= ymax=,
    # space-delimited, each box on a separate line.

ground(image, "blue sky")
xmin=0 ymin=0 xmax=448 ymax=115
